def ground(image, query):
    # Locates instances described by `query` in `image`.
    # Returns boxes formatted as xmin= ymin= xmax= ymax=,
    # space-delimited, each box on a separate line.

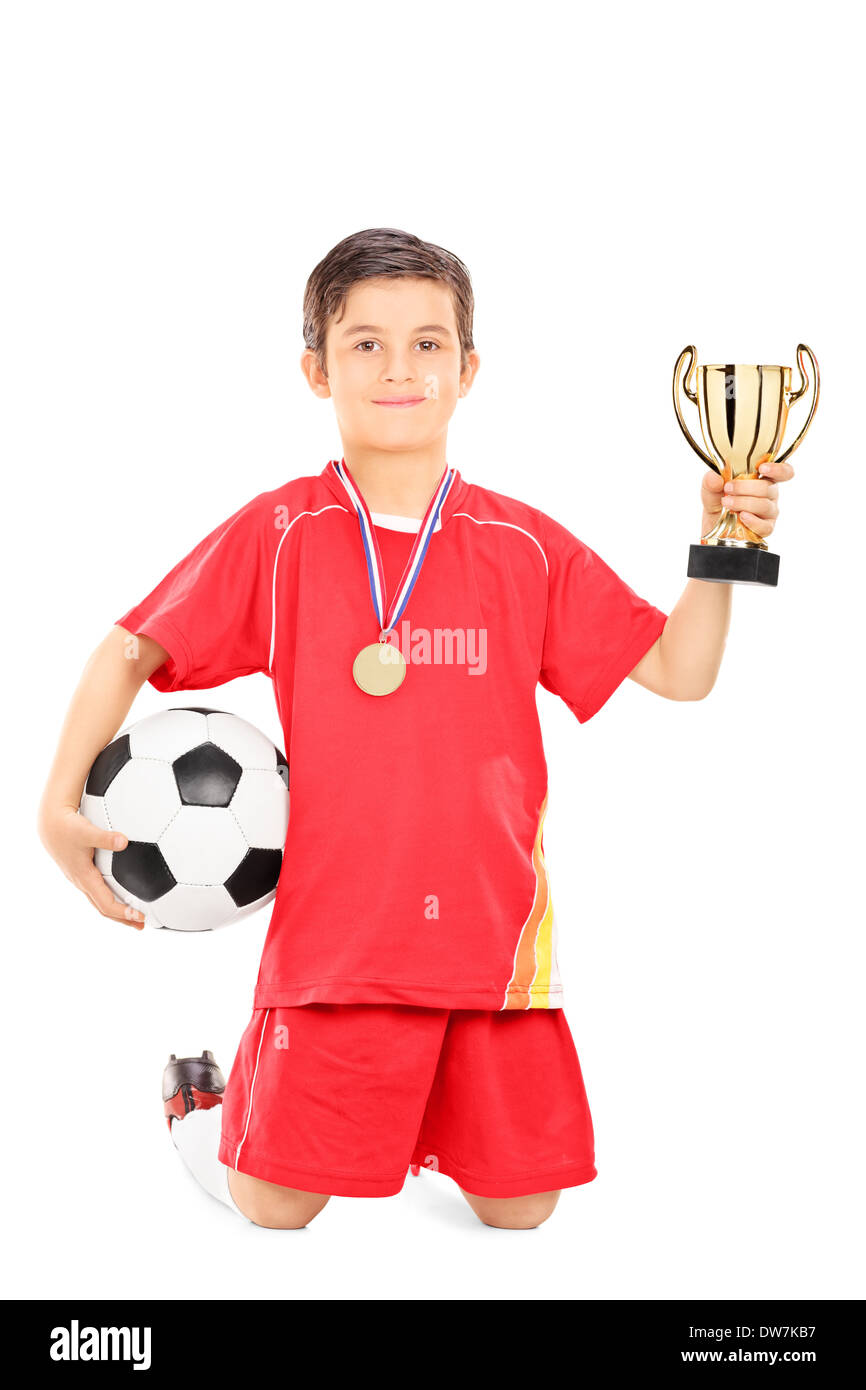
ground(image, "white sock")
xmin=170 ymin=1106 xmax=246 ymax=1219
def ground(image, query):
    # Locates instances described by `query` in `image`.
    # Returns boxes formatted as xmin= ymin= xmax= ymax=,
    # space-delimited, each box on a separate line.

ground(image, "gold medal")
xmin=352 ymin=641 xmax=407 ymax=696
xmin=332 ymin=457 xmax=456 ymax=698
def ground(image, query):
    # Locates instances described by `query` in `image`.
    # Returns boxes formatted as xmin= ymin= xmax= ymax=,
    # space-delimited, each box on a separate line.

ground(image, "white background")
xmin=2 ymin=0 xmax=862 ymax=1301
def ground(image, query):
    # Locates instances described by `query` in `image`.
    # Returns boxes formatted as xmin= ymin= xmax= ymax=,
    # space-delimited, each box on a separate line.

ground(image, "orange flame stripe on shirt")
xmin=503 ymin=793 xmax=556 ymax=1009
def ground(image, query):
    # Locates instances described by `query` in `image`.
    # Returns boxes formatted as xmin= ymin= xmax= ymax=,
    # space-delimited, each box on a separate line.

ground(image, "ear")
xmin=300 ymin=348 xmax=331 ymax=399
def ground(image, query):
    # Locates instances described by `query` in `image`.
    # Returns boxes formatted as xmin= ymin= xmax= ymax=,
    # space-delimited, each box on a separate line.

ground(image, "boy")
xmin=37 ymin=228 xmax=789 ymax=1230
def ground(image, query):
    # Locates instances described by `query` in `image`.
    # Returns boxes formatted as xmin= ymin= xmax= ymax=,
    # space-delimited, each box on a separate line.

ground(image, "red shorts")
xmin=218 ymin=1004 xmax=597 ymax=1199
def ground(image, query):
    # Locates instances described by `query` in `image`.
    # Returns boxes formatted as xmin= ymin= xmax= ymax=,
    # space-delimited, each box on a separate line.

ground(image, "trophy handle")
xmin=673 ymin=345 xmax=721 ymax=475
xmin=775 ymin=343 xmax=820 ymax=466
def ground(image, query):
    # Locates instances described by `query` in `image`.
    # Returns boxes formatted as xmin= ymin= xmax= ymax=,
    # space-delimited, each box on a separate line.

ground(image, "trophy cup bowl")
xmin=673 ymin=344 xmax=819 ymax=586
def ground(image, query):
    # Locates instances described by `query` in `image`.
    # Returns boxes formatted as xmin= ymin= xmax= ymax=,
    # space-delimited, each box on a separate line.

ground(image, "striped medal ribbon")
xmin=333 ymin=457 xmax=456 ymax=696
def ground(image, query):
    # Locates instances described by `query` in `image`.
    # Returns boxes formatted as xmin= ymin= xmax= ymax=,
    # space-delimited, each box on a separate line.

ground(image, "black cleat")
xmin=162 ymin=1050 xmax=226 ymax=1131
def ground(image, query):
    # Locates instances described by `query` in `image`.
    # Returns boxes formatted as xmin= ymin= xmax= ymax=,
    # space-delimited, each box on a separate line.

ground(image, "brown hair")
xmin=303 ymin=227 xmax=475 ymax=376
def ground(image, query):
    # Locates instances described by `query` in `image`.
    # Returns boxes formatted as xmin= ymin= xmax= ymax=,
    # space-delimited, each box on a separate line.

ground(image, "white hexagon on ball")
xmin=207 ymin=712 xmax=279 ymax=770
xmin=104 ymin=759 xmax=181 ymax=841
xmin=130 ymin=708 xmax=210 ymax=763
xmin=229 ymin=770 xmax=290 ymax=849
xmin=81 ymin=792 xmax=110 ymax=831
xmin=152 ymin=882 xmax=238 ymax=932
xmin=158 ymin=805 xmax=248 ymax=885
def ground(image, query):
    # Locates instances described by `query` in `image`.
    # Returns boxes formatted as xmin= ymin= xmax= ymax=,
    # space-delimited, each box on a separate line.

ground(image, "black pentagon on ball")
xmin=169 ymin=706 xmax=221 ymax=715
xmin=113 ymin=841 xmax=176 ymax=902
xmin=173 ymin=741 xmax=243 ymax=807
xmin=225 ymin=848 xmax=283 ymax=907
xmin=85 ymin=734 xmax=132 ymax=796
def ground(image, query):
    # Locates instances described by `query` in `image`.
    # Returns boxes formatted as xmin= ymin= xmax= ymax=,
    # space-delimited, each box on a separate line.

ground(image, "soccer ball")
xmin=80 ymin=707 xmax=289 ymax=931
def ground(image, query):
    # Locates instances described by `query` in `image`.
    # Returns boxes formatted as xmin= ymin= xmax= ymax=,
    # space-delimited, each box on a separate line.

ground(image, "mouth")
xmin=372 ymin=397 xmax=427 ymax=408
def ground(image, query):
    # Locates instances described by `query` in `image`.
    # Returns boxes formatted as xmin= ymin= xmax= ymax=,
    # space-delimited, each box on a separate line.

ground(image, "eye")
xmin=354 ymin=340 xmax=381 ymax=353
xmin=416 ymin=340 xmax=440 ymax=352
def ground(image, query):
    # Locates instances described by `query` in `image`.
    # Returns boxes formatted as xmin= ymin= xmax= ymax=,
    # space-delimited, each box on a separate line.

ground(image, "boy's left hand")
xmin=700 ymin=460 xmax=793 ymax=540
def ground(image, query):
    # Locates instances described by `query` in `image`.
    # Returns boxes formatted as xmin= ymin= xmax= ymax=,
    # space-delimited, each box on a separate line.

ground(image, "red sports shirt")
xmin=115 ymin=461 xmax=668 ymax=1010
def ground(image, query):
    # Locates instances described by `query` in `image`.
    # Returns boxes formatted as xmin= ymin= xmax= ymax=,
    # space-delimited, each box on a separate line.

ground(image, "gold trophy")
xmin=673 ymin=344 xmax=819 ymax=585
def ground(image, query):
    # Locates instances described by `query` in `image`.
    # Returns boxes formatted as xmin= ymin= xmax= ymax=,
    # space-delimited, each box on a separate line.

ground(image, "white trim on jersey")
xmin=234 ymin=1007 xmax=271 ymax=1170
xmin=268 ymin=505 xmax=348 ymax=671
xmin=451 ymin=513 xmax=549 ymax=574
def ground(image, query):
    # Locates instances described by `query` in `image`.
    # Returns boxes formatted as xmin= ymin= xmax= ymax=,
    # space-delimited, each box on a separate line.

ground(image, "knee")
xmin=246 ymin=1195 xmax=328 ymax=1230
xmin=462 ymin=1188 xmax=561 ymax=1230
xmin=229 ymin=1170 xmax=330 ymax=1229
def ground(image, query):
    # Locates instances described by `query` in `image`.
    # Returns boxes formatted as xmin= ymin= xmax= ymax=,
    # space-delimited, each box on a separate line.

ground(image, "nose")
xmin=381 ymin=348 xmax=416 ymax=382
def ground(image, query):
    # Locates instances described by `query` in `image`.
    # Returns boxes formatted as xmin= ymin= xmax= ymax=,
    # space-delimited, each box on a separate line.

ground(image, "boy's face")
xmin=302 ymin=276 xmax=479 ymax=456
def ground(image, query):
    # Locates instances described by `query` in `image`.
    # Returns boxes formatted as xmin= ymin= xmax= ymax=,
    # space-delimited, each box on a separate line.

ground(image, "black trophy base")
xmin=687 ymin=542 xmax=779 ymax=587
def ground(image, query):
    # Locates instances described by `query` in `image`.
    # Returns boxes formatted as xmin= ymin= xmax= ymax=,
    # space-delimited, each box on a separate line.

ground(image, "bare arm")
xmin=627 ymin=457 xmax=793 ymax=702
xmin=628 ymin=578 xmax=732 ymax=701
xmin=36 ymin=625 xmax=171 ymax=927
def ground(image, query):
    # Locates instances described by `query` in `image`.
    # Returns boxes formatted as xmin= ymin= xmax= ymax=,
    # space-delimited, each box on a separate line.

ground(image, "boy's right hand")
xmin=37 ymin=804 xmax=146 ymax=929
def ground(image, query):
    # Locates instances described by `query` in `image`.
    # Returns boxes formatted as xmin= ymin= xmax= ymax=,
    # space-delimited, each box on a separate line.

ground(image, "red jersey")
xmin=115 ymin=461 xmax=668 ymax=1010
